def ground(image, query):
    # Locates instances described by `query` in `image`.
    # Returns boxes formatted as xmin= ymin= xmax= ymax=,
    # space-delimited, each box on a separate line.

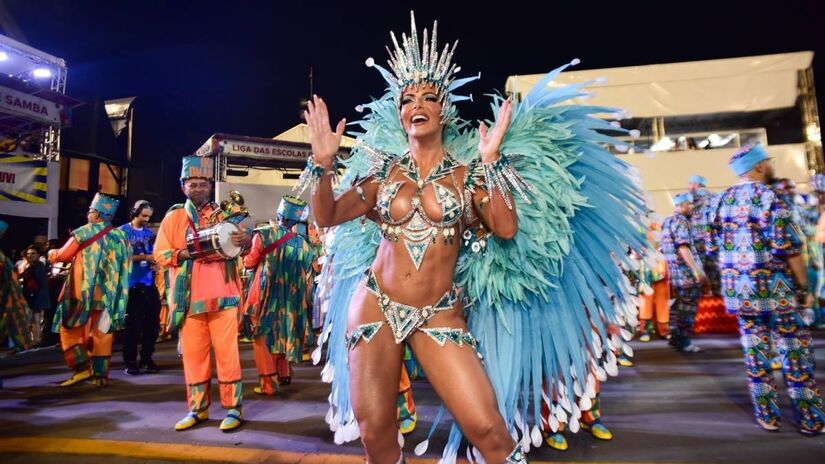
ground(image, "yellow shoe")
xmin=770 ymin=358 xmax=782 ymax=370
xmin=59 ymin=369 xmax=91 ymax=387
xmin=253 ymin=386 xmax=276 ymax=396
xmin=544 ymin=432 xmax=568 ymax=451
xmin=91 ymin=378 xmax=108 ymax=388
xmin=399 ymin=411 xmax=417 ymax=435
xmin=581 ymin=420 xmax=613 ymax=440
xmin=175 ymin=410 xmax=208 ymax=431
xmin=618 ymin=356 xmax=634 ymax=367
xmin=220 ymin=408 xmax=243 ymax=432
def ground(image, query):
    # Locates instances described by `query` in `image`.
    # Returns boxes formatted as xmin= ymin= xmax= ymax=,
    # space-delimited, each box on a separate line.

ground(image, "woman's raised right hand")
xmin=305 ymin=95 xmax=346 ymax=168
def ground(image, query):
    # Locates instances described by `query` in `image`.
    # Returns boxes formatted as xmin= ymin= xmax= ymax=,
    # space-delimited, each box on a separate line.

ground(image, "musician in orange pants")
xmin=639 ymin=256 xmax=670 ymax=341
xmin=154 ymin=156 xmax=251 ymax=432
xmin=48 ymin=193 xmax=131 ymax=387
xmin=244 ymin=196 xmax=317 ymax=394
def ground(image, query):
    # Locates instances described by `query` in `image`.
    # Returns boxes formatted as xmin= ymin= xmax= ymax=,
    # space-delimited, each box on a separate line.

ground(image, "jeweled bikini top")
xmin=375 ymin=151 xmax=466 ymax=269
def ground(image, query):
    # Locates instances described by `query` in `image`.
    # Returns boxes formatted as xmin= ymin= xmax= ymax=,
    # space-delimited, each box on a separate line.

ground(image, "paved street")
xmin=1 ymin=332 xmax=824 ymax=463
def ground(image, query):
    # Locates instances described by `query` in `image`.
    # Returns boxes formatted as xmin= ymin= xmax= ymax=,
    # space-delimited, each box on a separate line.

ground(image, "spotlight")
xmin=32 ymin=68 xmax=51 ymax=78
xmin=0 ymin=52 xmax=8 ymax=61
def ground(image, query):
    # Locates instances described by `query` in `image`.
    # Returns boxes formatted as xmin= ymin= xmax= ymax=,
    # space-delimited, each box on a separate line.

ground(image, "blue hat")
xmin=90 ymin=192 xmax=120 ymax=220
xmin=0 ymin=219 xmax=7 ymax=238
xmin=689 ymin=175 xmax=707 ymax=186
xmin=277 ymin=195 xmax=308 ymax=222
xmin=812 ymin=173 xmax=825 ymax=193
xmin=673 ymin=192 xmax=693 ymax=207
xmin=180 ymin=156 xmax=214 ymax=181
xmin=729 ymin=144 xmax=769 ymax=176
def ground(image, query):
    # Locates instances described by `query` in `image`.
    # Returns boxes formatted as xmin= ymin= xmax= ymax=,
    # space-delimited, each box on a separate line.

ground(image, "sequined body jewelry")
xmin=295 ymin=156 xmax=340 ymax=196
xmin=376 ymin=151 xmax=464 ymax=269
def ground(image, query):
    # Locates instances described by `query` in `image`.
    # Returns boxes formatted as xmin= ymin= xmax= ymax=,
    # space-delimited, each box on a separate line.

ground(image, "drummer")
xmin=154 ymin=155 xmax=251 ymax=432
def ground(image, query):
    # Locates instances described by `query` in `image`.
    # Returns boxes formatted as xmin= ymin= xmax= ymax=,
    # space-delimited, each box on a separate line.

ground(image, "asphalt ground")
xmin=1 ymin=331 xmax=824 ymax=463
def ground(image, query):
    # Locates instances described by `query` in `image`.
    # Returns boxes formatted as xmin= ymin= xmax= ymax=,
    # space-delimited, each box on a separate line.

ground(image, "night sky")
xmin=2 ymin=0 xmax=824 ymax=211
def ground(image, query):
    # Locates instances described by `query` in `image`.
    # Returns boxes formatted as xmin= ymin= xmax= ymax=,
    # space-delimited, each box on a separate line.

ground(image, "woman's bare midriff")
xmin=372 ymin=236 xmax=459 ymax=302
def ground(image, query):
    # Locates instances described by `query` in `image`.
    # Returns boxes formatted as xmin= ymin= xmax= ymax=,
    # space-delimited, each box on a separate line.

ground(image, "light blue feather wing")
xmin=448 ymin=62 xmax=650 ymax=459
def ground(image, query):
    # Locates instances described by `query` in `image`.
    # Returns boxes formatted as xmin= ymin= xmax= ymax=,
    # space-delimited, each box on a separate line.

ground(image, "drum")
xmin=186 ymin=221 xmax=242 ymax=262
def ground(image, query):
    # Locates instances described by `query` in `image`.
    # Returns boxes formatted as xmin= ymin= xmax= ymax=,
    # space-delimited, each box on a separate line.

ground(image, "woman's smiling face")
xmin=399 ymin=83 xmax=443 ymax=138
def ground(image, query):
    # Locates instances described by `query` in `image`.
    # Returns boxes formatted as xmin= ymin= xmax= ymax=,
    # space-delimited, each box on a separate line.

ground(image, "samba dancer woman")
xmin=304 ymin=12 xmax=650 ymax=464
xmin=304 ymin=33 xmax=523 ymax=464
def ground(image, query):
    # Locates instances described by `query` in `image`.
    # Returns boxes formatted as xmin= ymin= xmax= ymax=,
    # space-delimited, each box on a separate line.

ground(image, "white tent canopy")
xmin=505 ymin=51 xmax=813 ymax=117
xmin=629 ymin=144 xmax=809 ymax=219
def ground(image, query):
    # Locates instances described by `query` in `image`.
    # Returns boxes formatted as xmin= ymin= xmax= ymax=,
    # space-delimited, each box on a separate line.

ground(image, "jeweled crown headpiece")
xmin=365 ymin=11 xmax=477 ymax=125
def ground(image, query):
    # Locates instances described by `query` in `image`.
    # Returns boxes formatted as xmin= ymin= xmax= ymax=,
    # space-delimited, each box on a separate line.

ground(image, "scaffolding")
xmin=800 ymin=67 xmax=824 ymax=173
xmin=0 ymin=33 xmax=73 ymax=161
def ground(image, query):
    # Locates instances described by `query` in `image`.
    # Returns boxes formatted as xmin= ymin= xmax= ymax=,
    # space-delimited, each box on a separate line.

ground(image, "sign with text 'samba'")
xmin=0 ymin=85 xmax=64 ymax=126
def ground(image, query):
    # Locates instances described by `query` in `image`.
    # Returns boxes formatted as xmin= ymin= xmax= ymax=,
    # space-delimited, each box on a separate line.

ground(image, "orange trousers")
xmin=252 ymin=334 xmax=290 ymax=394
xmin=639 ymin=280 xmax=670 ymax=337
xmin=180 ymin=308 xmax=242 ymax=412
xmin=59 ymin=309 xmax=113 ymax=380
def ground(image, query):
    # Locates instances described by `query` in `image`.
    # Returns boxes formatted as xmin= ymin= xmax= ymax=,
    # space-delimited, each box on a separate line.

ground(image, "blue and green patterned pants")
xmin=669 ymin=286 xmax=700 ymax=350
xmin=739 ymin=310 xmax=825 ymax=432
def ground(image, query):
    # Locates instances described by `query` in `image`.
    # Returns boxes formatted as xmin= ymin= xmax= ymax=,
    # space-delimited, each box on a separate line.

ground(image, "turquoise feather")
xmin=314 ymin=61 xmax=650 ymax=461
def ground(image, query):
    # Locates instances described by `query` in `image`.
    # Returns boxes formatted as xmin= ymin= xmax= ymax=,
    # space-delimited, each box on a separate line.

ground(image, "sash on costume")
xmin=166 ymin=200 xmax=203 ymax=333
xmin=261 ymin=231 xmax=297 ymax=256
xmin=77 ymin=225 xmax=114 ymax=252
xmin=245 ymin=225 xmax=315 ymax=361
xmin=247 ymin=229 xmax=297 ymax=330
xmin=53 ymin=222 xmax=131 ymax=333
xmin=166 ymin=200 xmax=241 ymax=332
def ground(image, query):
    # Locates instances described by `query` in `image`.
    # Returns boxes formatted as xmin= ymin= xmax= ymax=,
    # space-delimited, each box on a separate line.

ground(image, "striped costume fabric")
xmin=0 ymin=250 xmax=32 ymax=350
xmin=245 ymin=224 xmax=317 ymax=370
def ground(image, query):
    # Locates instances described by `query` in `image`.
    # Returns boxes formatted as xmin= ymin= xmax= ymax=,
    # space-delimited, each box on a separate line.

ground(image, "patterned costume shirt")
xmin=690 ymin=188 xmax=714 ymax=255
xmin=661 ymin=213 xmax=699 ymax=289
xmin=707 ymin=181 xmax=802 ymax=315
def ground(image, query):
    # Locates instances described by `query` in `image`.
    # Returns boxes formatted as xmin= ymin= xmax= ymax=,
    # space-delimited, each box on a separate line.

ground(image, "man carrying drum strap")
xmin=244 ymin=195 xmax=317 ymax=395
xmin=153 ymin=155 xmax=251 ymax=432
xmin=48 ymin=192 xmax=131 ymax=387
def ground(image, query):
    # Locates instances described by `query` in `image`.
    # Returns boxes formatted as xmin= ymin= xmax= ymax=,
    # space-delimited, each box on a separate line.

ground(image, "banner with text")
xmin=0 ymin=84 xmax=64 ymax=126
xmin=0 ymin=154 xmax=48 ymax=203
xmin=218 ymin=139 xmax=313 ymax=162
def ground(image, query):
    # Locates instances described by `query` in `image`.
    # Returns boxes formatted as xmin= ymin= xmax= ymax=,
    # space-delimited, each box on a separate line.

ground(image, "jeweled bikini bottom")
xmin=346 ymin=270 xmax=479 ymax=352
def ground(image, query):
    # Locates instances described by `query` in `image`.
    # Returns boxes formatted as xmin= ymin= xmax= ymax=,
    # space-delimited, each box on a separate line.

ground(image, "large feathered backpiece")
xmin=307 ymin=11 xmax=651 ymax=461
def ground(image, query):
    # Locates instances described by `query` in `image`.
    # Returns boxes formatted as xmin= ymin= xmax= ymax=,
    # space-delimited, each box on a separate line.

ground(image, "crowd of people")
xmin=632 ymin=144 xmax=825 ymax=435
xmin=0 ymin=161 xmax=324 ymax=431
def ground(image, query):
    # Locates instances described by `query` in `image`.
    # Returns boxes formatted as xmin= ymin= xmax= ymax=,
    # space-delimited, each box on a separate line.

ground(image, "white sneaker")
xmin=681 ymin=344 xmax=703 ymax=353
